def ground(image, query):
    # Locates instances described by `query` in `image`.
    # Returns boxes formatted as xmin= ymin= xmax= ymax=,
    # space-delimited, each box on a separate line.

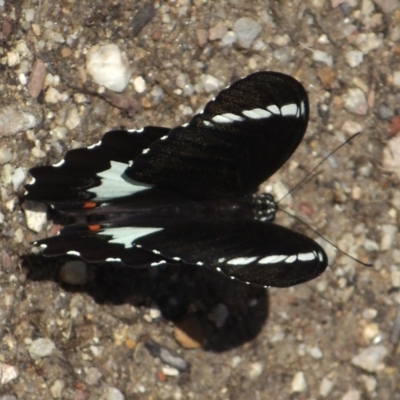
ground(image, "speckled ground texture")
xmin=1 ymin=0 xmax=400 ymax=399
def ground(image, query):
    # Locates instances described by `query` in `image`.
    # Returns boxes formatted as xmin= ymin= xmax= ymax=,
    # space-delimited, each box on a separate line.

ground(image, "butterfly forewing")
xmin=26 ymin=127 xmax=170 ymax=206
xmin=127 ymin=72 xmax=309 ymax=198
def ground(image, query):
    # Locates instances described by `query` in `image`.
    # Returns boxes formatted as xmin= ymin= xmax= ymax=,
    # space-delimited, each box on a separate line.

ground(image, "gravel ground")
xmin=1 ymin=0 xmax=400 ymax=399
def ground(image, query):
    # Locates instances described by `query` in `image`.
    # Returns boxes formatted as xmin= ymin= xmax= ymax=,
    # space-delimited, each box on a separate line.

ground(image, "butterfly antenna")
xmin=279 ymin=207 xmax=373 ymax=267
xmin=278 ymin=132 xmax=362 ymax=203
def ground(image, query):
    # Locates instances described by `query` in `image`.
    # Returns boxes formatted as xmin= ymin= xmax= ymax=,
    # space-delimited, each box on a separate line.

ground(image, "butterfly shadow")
xmin=22 ymin=254 xmax=269 ymax=353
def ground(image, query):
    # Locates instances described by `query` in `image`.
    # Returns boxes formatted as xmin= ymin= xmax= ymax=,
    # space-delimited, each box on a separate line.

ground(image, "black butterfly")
xmin=25 ymin=71 xmax=328 ymax=287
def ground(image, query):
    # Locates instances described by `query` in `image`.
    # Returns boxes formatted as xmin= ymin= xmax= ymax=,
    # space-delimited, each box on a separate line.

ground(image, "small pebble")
xmin=383 ymin=135 xmax=400 ymax=179
xmin=291 ymin=371 xmax=307 ymax=393
xmin=0 ymin=148 xmax=12 ymax=164
xmin=313 ymin=50 xmax=333 ymax=67
xmin=44 ymin=87 xmax=69 ymax=103
xmin=248 ymin=362 xmax=264 ymax=379
xmin=201 ymin=74 xmax=223 ymax=93
xmin=380 ymin=224 xmax=398 ymax=251
xmin=28 ymin=338 xmax=56 ymax=360
xmin=233 ymin=17 xmax=262 ymax=48
xmin=319 ymin=377 xmax=334 ymax=397
xmin=0 ymin=107 xmax=38 ymax=136
xmin=342 ymin=389 xmax=361 ymax=400
xmin=345 ymin=50 xmax=363 ymax=67
xmin=354 ymin=32 xmax=383 ymax=54
xmin=209 ymin=21 xmax=228 ymax=41
xmin=11 ymin=167 xmax=26 ymax=191
xmin=145 ymin=340 xmax=189 ymax=372
xmin=133 ymin=76 xmax=146 ymax=93
xmin=7 ymin=50 xmax=20 ymax=67
xmin=65 ymin=107 xmax=80 ymax=130
xmin=59 ymin=261 xmax=88 ymax=285
xmin=393 ymin=71 xmax=400 ymax=88
xmin=85 ymin=367 xmax=102 ymax=385
xmin=221 ymin=31 xmax=236 ymax=46
xmin=344 ymin=88 xmax=368 ymax=115
xmin=86 ymin=44 xmax=132 ymax=92
xmin=104 ymin=387 xmax=124 ymax=400
xmin=308 ymin=346 xmax=323 ymax=359
xmin=361 ymin=375 xmax=377 ymax=393
xmin=174 ymin=315 xmax=204 ymax=349
xmin=49 ymin=380 xmax=65 ymax=398
xmin=0 ymin=363 xmax=19 ymax=385
xmin=376 ymin=103 xmax=394 ymax=120
xmin=24 ymin=201 xmax=48 ymax=232
xmin=351 ymin=345 xmax=388 ymax=372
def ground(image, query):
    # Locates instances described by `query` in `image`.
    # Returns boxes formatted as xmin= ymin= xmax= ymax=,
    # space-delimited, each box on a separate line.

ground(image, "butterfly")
xmin=25 ymin=71 xmax=328 ymax=288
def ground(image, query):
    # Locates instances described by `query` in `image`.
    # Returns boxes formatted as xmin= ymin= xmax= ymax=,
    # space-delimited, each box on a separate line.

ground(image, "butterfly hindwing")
xmin=133 ymin=221 xmax=327 ymax=287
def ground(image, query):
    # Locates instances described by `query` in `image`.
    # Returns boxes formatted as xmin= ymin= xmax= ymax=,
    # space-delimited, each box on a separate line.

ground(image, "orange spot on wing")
xmin=88 ymin=224 xmax=101 ymax=232
xmin=83 ymin=201 xmax=97 ymax=209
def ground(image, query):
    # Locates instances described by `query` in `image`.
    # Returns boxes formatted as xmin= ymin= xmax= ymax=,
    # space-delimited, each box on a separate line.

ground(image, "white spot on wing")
xmin=212 ymin=113 xmax=244 ymax=123
xmin=301 ymin=101 xmax=306 ymax=116
xmin=67 ymin=251 xmax=80 ymax=256
xmin=281 ymin=103 xmax=298 ymax=117
xmin=203 ymin=120 xmax=213 ymax=127
xmin=298 ymin=252 xmax=316 ymax=261
xmin=98 ymin=227 xmax=163 ymax=249
xmin=258 ymin=255 xmax=287 ymax=264
xmin=160 ymin=135 xmax=168 ymax=140
xmin=106 ymin=257 xmax=121 ymax=262
xmin=285 ymin=255 xmax=297 ymax=263
xmin=90 ymin=161 xmax=153 ymax=201
xmin=227 ymin=256 xmax=258 ymax=266
xmin=127 ymin=128 xmax=144 ymax=133
xmin=52 ymin=159 xmax=65 ymax=167
xmin=87 ymin=140 xmax=102 ymax=149
xmin=266 ymin=105 xmax=280 ymax=114
xmin=151 ymin=260 xmax=166 ymax=267
xmin=242 ymin=108 xmax=271 ymax=119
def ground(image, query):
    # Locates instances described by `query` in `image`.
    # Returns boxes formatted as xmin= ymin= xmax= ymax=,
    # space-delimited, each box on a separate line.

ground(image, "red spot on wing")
xmin=83 ymin=201 xmax=97 ymax=209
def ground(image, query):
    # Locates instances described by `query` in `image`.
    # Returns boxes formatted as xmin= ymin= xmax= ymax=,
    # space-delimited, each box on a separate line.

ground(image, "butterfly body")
xmin=25 ymin=71 xmax=328 ymax=287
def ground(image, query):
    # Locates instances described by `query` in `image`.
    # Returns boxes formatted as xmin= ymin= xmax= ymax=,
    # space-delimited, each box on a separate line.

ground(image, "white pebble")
xmin=380 ymin=224 xmax=398 ymax=251
xmin=0 ymin=148 xmax=12 ymax=164
xmin=104 ymin=387 xmax=125 ymax=400
xmin=319 ymin=377 xmax=334 ymax=397
xmin=24 ymin=201 xmax=48 ymax=232
xmin=25 ymin=8 xmax=35 ymax=21
xmin=201 ymin=74 xmax=223 ymax=93
xmin=133 ymin=76 xmax=146 ymax=93
xmin=344 ymin=88 xmax=368 ymax=115
xmin=355 ymin=32 xmax=383 ymax=54
xmin=291 ymin=371 xmax=307 ymax=393
xmin=28 ymin=338 xmax=56 ymax=360
xmin=86 ymin=44 xmax=132 ymax=92
xmin=7 ymin=50 xmax=20 ymax=67
xmin=313 ymin=50 xmax=333 ymax=66
xmin=0 ymin=363 xmax=19 ymax=385
xmin=45 ymin=87 xmax=69 ymax=103
xmin=11 ymin=167 xmax=26 ymax=191
xmin=393 ymin=71 xmax=400 ymax=88
xmin=248 ymin=362 xmax=264 ymax=379
xmin=65 ymin=107 xmax=80 ymax=130
xmin=345 ymin=50 xmax=364 ymax=67
xmin=0 ymin=107 xmax=38 ymax=136
xmin=351 ymin=345 xmax=388 ymax=372
xmin=233 ymin=17 xmax=262 ymax=48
